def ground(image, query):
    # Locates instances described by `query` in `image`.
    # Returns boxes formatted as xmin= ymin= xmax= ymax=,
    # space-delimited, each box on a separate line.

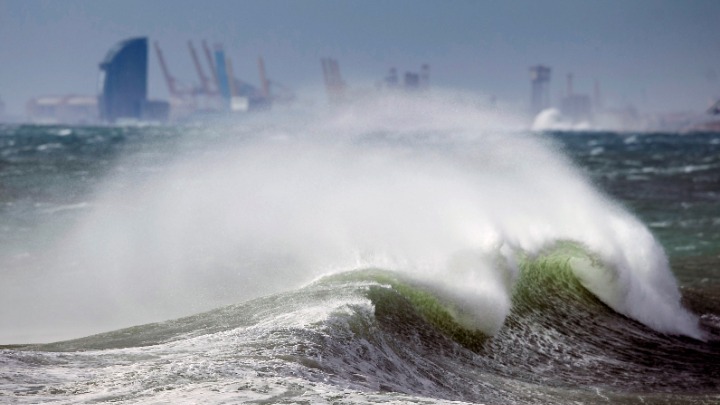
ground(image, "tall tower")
xmin=98 ymin=37 xmax=148 ymax=122
xmin=529 ymin=65 xmax=551 ymax=116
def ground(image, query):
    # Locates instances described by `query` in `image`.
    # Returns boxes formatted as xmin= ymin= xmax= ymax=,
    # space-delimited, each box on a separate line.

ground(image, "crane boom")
xmin=153 ymin=41 xmax=179 ymax=96
xmin=188 ymin=41 xmax=211 ymax=95
xmin=203 ymin=40 xmax=220 ymax=92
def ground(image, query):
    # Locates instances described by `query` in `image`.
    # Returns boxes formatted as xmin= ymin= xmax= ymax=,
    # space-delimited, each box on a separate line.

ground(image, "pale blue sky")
xmin=1 ymin=0 xmax=719 ymax=116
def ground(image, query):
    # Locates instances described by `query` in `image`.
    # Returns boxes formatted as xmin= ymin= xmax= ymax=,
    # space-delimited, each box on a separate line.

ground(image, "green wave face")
xmin=313 ymin=244 xmax=619 ymax=354
xmin=32 ymin=241 xmax=699 ymax=356
xmin=10 ymin=256 xmax=720 ymax=404
xmin=311 ymin=252 xmax=720 ymax=398
xmin=513 ymin=242 xmax=608 ymax=310
xmin=318 ymin=269 xmax=491 ymax=351
xmin=315 ymin=241 xmax=694 ymax=353
xmin=315 ymin=244 xmax=608 ymax=340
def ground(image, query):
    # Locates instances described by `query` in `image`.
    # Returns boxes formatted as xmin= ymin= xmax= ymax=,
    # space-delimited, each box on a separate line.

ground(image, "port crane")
xmin=154 ymin=41 xmax=181 ymax=97
xmin=258 ymin=56 xmax=295 ymax=104
xmin=202 ymin=40 xmax=220 ymax=95
xmin=188 ymin=41 xmax=215 ymax=96
xmin=153 ymin=40 xmax=294 ymax=115
xmin=154 ymin=41 xmax=203 ymax=98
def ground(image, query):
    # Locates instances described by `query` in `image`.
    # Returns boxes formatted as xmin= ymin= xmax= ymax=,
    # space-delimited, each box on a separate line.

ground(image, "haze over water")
xmin=1 ymin=1 xmax=720 ymax=404
xmin=1 ymin=0 xmax=719 ymax=121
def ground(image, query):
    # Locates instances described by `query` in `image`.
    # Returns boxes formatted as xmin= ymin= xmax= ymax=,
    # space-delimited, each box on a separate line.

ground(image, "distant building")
xmin=98 ymin=37 xmax=169 ymax=123
xmin=529 ymin=65 xmax=551 ymax=115
xmin=560 ymin=94 xmax=593 ymax=124
xmin=379 ymin=65 xmax=430 ymax=91
xmin=98 ymin=37 xmax=148 ymax=122
xmin=23 ymin=36 xmax=168 ymax=125
xmin=26 ymin=95 xmax=98 ymax=124
xmin=403 ymin=72 xmax=420 ymax=89
xmin=559 ymin=73 xmax=593 ymax=124
xmin=385 ymin=68 xmax=399 ymax=88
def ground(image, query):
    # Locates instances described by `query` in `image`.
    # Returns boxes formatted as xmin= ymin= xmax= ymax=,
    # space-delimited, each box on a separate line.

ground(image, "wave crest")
xmin=14 ymin=91 xmax=701 ymax=341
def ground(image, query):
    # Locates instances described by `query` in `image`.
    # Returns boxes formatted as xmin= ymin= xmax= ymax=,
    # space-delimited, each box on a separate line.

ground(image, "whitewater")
xmin=1 ymin=92 xmax=718 ymax=404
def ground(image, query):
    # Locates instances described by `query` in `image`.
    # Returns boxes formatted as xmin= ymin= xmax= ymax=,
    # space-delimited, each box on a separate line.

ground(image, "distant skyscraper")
xmin=98 ymin=37 xmax=148 ymax=122
xmin=529 ymin=65 xmax=551 ymax=116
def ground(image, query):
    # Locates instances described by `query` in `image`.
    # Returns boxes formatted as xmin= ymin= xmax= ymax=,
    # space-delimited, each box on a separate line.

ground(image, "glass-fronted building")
xmin=98 ymin=37 xmax=148 ymax=123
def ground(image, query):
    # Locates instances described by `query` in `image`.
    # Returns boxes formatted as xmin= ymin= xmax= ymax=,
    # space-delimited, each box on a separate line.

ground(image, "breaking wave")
xmin=1 ymin=92 xmax=718 ymax=404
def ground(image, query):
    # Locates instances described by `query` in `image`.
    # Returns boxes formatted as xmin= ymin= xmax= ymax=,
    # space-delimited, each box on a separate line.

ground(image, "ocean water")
xmin=1 ymin=95 xmax=719 ymax=404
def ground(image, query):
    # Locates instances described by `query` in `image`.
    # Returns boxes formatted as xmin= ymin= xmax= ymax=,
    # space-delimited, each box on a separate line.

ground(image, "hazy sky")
xmin=1 ymin=0 xmax=719 ymax=116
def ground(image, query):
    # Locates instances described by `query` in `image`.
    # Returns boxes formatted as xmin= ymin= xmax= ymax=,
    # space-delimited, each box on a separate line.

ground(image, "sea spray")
xmin=8 ymin=91 xmax=701 ymax=341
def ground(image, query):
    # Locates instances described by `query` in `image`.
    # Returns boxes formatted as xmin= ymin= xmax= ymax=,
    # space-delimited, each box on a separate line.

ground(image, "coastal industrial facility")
xmin=24 ymin=36 xmax=430 ymax=125
xmin=15 ymin=36 xmax=719 ymax=132
xmin=527 ymin=62 xmax=720 ymax=131
xmin=98 ymin=37 xmax=168 ymax=123
xmin=24 ymin=36 xmax=291 ymax=125
xmin=26 ymin=37 xmax=163 ymax=125
xmin=529 ymin=65 xmax=551 ymax=116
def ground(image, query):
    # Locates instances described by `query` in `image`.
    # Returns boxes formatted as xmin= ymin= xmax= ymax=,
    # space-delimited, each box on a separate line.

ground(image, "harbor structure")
xmin=559 ymin=73 xmax=593 ymax=124
xmin=379 ymin=64 xmax=430 ymax=91
xmin=402 ymin=65 xmax=430 ymax=90
xmin=530 ymin=65 xmax=551 ymax=115
xmin=26 ymin=95 xmax=97 ymax=124
xmin=214 ymin=45 xmax=233 ymax=108
xmin=98 ymin=37 xmax=169 ymax=123
xmin=152 ymin=40 xmax=278 ymax=118
xmin=98 ymin=37 xmax=147 ymax=122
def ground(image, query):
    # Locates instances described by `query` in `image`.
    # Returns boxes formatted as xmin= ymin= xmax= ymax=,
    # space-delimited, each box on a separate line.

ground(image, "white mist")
xmin=2 ymin=90 xmax=702 ymax=342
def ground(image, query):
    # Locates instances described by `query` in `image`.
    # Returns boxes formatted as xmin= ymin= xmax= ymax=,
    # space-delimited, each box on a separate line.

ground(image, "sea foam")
xmin=26 ymin=91 xmax=703 ymax=340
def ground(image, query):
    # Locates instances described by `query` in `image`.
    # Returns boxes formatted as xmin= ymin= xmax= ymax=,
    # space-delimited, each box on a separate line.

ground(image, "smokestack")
xmin=566 ymin=73 xmax=574 ymax=97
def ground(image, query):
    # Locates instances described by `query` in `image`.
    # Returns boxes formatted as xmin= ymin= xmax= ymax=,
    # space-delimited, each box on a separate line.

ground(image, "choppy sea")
xmin=1 ymin=95 xmax=719 ymax=404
